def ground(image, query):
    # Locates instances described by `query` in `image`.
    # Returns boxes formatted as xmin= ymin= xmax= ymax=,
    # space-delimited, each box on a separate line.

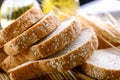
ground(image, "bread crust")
xmin=0 ymin=48 xmax=7 ymax=64
xmin=4 ymin=12 xmax=59 ymax=55
xmin=8 ymin=28 xmax=98 ymax=80
xmin=0 ymin=7 xmax=43 ymax=48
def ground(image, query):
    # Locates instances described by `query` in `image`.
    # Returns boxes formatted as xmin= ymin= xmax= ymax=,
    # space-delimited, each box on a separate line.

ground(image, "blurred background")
xmin=0 ymin=0 xmax=93 ymax=6
xmin=0 ymin=0 xmax=120 ymax=28
xmin=0 ymin=0 xmax=92 ymax=28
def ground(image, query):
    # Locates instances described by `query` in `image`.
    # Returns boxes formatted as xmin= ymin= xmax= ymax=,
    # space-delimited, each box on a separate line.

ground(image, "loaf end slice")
xmin=8 ymin=28 xmax=98 ymax=80
xmin=0 ymin=7 xmax=43 ymax=48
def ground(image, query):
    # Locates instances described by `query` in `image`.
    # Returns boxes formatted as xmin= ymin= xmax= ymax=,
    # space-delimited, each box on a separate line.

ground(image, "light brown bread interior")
xmin=0 ymin=48 xmax=7 ymax=64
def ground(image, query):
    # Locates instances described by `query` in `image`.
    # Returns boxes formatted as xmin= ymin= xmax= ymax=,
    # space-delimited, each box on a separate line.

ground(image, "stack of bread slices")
xmin=0 ymin=6 xmax=120 ymax=80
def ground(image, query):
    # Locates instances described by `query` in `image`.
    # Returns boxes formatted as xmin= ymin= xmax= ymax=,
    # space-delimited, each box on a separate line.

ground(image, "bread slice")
xmin=80 ymin=47 xmax=120 ymax=80
xmin=8 ymin=28 xmax=98 ymax=80
xmin=78 ymin=14 xmax=120 ymax=47
xmin=4 ymin=12 xmax=59 ymax=56
xmin=0 ymin=7 xmax=43 ymax=48
xmin=1 ymin=17 xmax=81 ymax=72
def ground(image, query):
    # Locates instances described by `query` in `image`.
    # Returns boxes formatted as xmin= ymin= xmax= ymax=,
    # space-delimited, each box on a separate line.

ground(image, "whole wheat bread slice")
xmin=4 ymin=12 xmax=59 ymax=55
xmin=1 ymin=17 xmax=81 ymax=72
xmin=8 ymin=28 xmax=98 ymax=80
xmin=0 ymin=7 xmax=43 ymax=48
xmin=80 ymin=47 xmax=120 ymax=80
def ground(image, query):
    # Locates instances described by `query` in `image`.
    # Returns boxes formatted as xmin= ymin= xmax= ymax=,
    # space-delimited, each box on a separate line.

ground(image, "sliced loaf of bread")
xmin=0 ymin=7 xmax=43 ymax=48
xmin=4 ymin=12 xmax=59 ymax=55
xmin=8 ymin=28 xmax=98 ymax=80
xmin=1 ymin=17 xmax=81 ymax=71
xmin=80 ymin=47 xmax=120 ymax=80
